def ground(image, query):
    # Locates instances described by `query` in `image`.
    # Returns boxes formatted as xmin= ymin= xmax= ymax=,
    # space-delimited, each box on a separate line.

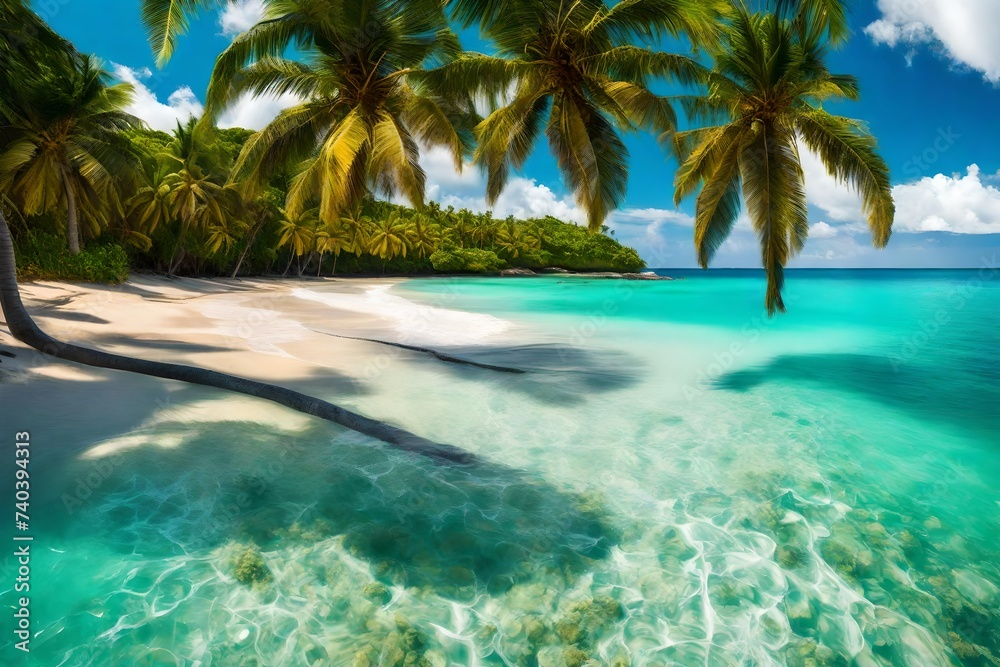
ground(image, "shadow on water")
xmin=713 ymin=353 xmax=1000 ymax=438
xmin=408 ymin=342 xmax=643 ymax=405
xmin=47 ymin=419 xmax=619 ymax=601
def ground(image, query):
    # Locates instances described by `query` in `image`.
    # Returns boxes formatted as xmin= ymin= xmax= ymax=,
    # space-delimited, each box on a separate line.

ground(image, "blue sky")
xmin=33 ymin=0 xmax=1000 ymax=268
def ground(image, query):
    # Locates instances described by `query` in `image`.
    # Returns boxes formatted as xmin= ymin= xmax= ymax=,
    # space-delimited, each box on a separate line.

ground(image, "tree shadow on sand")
xmin=382 ymin=341 xmax=644 ymax=406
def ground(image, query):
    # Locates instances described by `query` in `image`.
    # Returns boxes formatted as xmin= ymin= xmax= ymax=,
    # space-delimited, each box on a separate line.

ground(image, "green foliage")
xmin=673 ymin=5 xmax=893 ymax=314
xmin=13 ymin=231 xmax=129 ymax=283
xmin=431 ymin=247 xmax=506 ymax=273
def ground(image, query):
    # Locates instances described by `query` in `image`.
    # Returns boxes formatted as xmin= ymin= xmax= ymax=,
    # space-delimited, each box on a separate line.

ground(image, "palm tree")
xmin=425 ymin=0 xmax=724 ymax=232
xmin=314 ymin=219 xmax=355 ymax=276
xmin=470 ymin=212 xmax=496 ymax=250
xmin=0 ymin=52 xmax=143 ymax=253
xmin=276 ymin=207 xmax=318 ymax=276
xmin=203 ymin=0 xmax=476 ymax=225
xmin=496 ymin=219 xmax=536 ymax=259
xmin=128 ymin=166 xmax=174 ymax=237
xmin=774 ymin=0 xmax=849 ymax=44
xmin=405 ymin=213 xmax=441 ymax=259
xmin=673 ymin=6 xmax=894 ymax=315
xmin=0 ymin=0 xmax=74 ymax=109
xmin=367 ymin=211 xmax=410 ymax=273
xmin=158 ymin=119 xmax=235 ymax=273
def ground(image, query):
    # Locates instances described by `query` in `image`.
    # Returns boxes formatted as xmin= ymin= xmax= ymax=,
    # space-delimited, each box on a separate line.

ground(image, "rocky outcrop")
xmin=623 ymin=272 xmax=673 ymax=281
xmin=500 ymin=268 xmax=536 ymax=276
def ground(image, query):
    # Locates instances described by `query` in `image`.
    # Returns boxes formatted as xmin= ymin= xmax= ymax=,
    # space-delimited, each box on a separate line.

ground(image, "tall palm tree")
xmin=405 ymin=213 xmax=441 ymax=259
xmin=0 ymin=52 xmax=143 ymax=253
xmin=314 ymin=219 xmax=355 ymax=276
xmin=673 ymin=6 xmax=893 ymax=315
xmin=127 ymin=165 xmax=174 ymax=237
xmin=425 ymin=0 xmax=725 ymax=231
xmin=277 ymin=207 xmax=318 ymax=276
xmin=204 ymin=0 xmax=476 ymax=224
xmin=158 ymin=119 xmax=235 ymax=273
xmin=367 ymin=211 xmax=410 ymax=273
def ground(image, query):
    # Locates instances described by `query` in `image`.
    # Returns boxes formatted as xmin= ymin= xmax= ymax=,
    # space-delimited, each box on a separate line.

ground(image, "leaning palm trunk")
xmin=0 ymin=210 xmax=472 ymax=464
xmin=231 ymin=214 xmax=267 ymax=278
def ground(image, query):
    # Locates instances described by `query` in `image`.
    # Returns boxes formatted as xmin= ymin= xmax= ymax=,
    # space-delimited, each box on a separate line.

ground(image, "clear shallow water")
xmin=3 ymin=269 xmax=1000 ymax=666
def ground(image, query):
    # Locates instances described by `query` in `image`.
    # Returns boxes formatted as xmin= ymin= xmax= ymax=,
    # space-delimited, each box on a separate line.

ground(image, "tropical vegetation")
xmin=0 ymin=0 xmax=893 ymax=313
xmin=672 ymin=3 xmax=894 ymax=314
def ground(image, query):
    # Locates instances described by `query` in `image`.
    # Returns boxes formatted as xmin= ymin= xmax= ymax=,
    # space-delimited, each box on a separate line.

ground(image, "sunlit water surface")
xmin=2 ymin=269 xmax=999 ymax=666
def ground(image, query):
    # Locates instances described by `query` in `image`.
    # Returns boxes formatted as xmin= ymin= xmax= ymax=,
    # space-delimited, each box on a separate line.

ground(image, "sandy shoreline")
xmin=0 ymin=275 xmax=517 ymax=458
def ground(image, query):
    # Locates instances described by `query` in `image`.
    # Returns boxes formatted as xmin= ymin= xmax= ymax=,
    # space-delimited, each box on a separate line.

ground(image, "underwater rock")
xmin=362 ymin=582 xmax=392 ymax=606
xmin=352 ymin=646 xmax=376 ymax=667
xmin=232 ymin=472 xmax=269 ymax=503
xmin=778 ymin=545 xmax=810 ymax=570
xmin=232 ymin=544 xmax=272 ymax=587
xmin=555 ymin=596 xmax=624 ymax=647
xmin=563 ymin=646 xmax=592 ymax=667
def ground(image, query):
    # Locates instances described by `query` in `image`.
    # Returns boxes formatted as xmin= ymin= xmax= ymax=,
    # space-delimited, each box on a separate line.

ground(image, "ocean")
xmin=2 ymin=269 xmax=999 ymax=666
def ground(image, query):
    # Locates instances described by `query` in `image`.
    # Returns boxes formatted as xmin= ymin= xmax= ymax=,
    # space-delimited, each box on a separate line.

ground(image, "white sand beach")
xmin=0 ymin=275 xmax=517 ymax=459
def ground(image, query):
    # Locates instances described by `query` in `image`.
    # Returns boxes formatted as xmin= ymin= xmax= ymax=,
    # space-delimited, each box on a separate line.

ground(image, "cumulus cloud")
xmin=892 ymin=165 xmax=1000 ymax=234
xmin=810 ymin=221 xmax=839 ymax=238
xmin=803 ymin=152 xmax=1000 ymax=235
xmin=799 ymin=142 xmax=867 ymax=228
xmin=217 ymin=92 xmax=303 ymax=131
xmin=112 ymin=64 xmax=203 ymax=132
xmin=219 ymin=0 xmax=266 ymax=37
xmin=420 ymin=146 xmax=586 ymax=222
xmin=865 ymin=0 xmax=1000 ymax=83
xmin=419 ymin=146 xmax=693 ymax=237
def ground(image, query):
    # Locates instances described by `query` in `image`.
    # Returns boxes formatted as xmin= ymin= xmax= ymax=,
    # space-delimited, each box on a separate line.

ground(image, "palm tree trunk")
xmin=282 ymin=252 xmax=294 ymax=277
xmin=168 ymin=247 xmax=185 ymax=276
xmin=316 ymin=252 xmax=324 ymax=277
xmin=232 ymin=214 xmax=266 ymax=278
xmin=331 ymin=253 xmax=338 ymax=277
xmin=0 ymin=209 xmax=471 ymax=464
xmin=62 ymin=169 xmax=81 ymax=255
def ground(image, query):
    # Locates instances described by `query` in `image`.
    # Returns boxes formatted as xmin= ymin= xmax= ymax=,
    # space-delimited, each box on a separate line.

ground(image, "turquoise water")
xmin=3 ymin=269 xmax=1000 ymax=666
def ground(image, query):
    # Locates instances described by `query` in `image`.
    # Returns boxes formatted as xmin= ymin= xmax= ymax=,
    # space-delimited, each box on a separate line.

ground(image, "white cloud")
xmin=217 ymin=92 xmax=303 ymax=131
xmin=799 ymin=143 xmax=867 ymax=227
xmin=892 ymin=165 xmax=1000 ymax=234
xmin=865 ymin=0 xmax=1000 ymax=83
xmin=420 ymin=146 xmax=587 ymax=222
xmin=811 ymin=221 xmax=839 ymax=238
xmin=219 ymin=0 xmax=266 ymax=37
xmin=419 ymin=146 xmax=695 ymax=242
xmin=803 ymin=151 xmax=1000 ymax=235
xmin=113 ymin=64 xmax=203 ymax=132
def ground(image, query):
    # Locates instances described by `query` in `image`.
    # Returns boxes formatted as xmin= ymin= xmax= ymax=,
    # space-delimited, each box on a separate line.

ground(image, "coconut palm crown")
xmin=673 ymin=5 xmax=894 ymax=315
xmin=203 ymin=0 xmax=477 ymax=225
xmin=0 ymin=52 xmax=143 ymax=254
xmin=422 ymin=0 xmax=726 ymax=232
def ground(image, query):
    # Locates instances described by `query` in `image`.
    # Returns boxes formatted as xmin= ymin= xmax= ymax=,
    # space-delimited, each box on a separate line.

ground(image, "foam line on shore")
xmin=291 ymin=284 xmax=512 ymax=346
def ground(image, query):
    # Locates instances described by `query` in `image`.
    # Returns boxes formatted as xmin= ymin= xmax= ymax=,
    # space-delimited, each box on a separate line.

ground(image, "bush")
xmin=13 ymin=231 xmax=130 ymax=283
xmin=430 ymin=248 xmax=507 ymax=273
